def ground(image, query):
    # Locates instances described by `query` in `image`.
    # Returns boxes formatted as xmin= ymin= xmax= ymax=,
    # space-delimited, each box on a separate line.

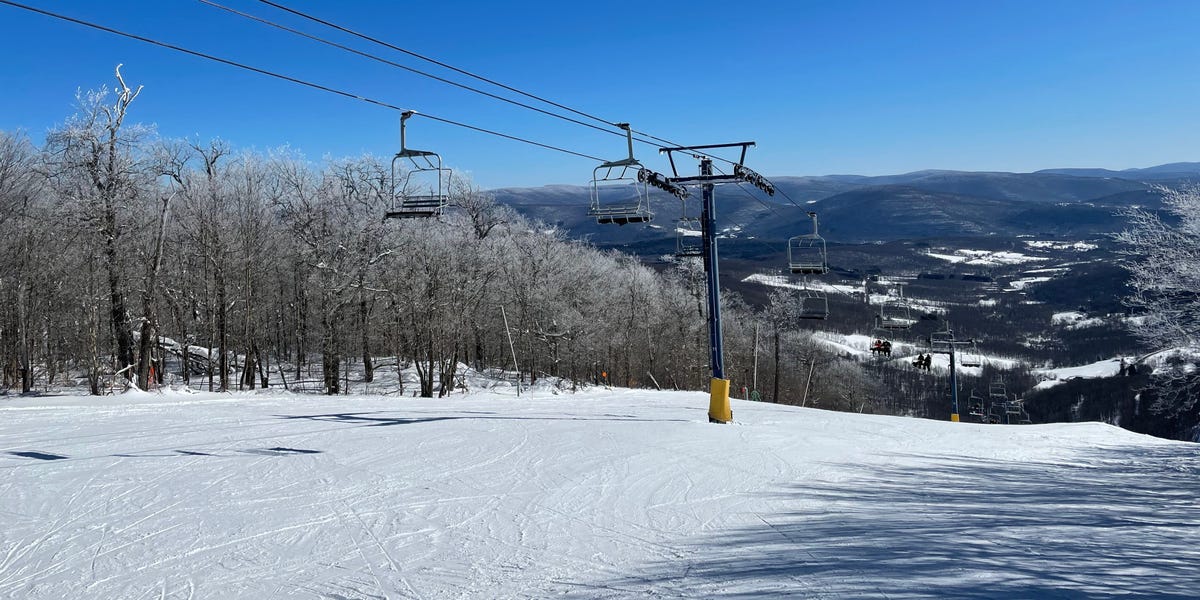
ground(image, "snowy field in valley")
xmin=2 ymin=387 xmax=1198 ymax=599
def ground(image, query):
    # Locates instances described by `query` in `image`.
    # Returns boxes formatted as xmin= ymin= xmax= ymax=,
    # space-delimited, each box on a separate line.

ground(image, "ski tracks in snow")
xmin=3 ymin=390 xmax=1196 ymax=598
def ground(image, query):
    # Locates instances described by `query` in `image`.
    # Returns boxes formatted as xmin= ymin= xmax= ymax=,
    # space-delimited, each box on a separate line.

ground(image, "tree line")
xmin=0 ymin=70 xmax=895 ymax=411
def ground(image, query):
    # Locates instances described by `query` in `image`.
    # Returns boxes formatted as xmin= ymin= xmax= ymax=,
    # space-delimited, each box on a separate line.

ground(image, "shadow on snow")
xmin=575 ymin=443 xmax=1200 ymax=599
xmin=275 ymin=411 xmax=693 ymax=427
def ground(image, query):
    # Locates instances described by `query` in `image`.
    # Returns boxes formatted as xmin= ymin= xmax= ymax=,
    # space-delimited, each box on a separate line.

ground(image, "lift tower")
xmin=927 ymin=323 xmax=978 ymax=422
xmin=661 ymin=143 xmax=773 ymax=423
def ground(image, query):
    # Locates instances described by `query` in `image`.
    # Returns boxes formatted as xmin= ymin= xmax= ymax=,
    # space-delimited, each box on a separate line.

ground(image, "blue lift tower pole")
xmin=660 ymin=142 xmax=772 ymax=423
xmin=699 ymin=157 xmax=731 ymax=422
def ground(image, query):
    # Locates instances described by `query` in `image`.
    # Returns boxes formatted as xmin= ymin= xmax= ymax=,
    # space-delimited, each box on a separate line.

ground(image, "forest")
xmin=3 ymin=72 xmax=1196 ymax=441
xmin=0 ymin=73 xmax=896 ymax=412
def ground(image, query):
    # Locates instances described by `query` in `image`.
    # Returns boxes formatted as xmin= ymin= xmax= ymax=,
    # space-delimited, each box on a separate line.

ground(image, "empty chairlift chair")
xmin=967 ymin=389 xmax=985 ymax=418
xmin=675 ymin=200 xmax=703 ymax=258
xmin=988 ymin=379 xmax=1007 ymax=401
xmin=1018 ymin=407 xmax=1033 ymax=425
xmin=875 ymin=284 xmax=914 ymax=331
xmin=797 ymin=280 xmax=829 ymax=320
xmin=788 ymin=212 xmax=829 ymax=275
xmin=987 ymin=403 xmax=1005 ymax=424
xmin=928 ymin=328 xmax=955 ymax=354
xmin=386 ymin=111 xmax=452 ymax=219
xmin=1005 ymin=394 xmax=1024 ymax=416
xmin=959 ymin=340 xmax=982 ymax=367
xmin=590 ymin=123 xmax=653 ymax=225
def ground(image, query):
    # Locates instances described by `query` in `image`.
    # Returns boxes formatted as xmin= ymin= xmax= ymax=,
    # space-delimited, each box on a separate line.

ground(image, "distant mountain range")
xmin=489 ymin=163 xmax=1198 ymax=247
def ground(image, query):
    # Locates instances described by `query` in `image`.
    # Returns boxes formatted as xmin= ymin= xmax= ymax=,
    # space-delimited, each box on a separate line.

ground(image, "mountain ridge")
xmin=487 ymin=164 xmax=1190 ymax=246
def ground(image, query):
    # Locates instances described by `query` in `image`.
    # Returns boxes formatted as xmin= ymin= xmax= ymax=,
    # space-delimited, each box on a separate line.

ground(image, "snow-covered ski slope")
xmin=2 ymin=388 xmax=1197 ymax=599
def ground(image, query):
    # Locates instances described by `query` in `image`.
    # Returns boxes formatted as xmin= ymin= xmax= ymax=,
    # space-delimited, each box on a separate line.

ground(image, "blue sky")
xmin=2 ymin=0 xmax=1198 ymax=189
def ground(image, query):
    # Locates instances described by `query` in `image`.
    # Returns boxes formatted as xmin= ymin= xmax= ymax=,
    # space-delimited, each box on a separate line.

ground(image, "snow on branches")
xmin=1117 ymin=185 xmax=1200 ymax=413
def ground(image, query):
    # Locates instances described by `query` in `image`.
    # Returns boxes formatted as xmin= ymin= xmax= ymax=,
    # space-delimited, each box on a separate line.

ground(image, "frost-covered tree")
xmin=0 ymin=131 xmax=48 ymax=392
xmin=1117 ymin=185 xmax=1200 ymax=416
xmin=43 ymin=66 xmax=156 ymax=388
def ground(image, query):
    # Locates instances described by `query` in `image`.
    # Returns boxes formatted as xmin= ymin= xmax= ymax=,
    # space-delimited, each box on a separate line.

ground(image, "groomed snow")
xmin=924 ymin=249 xmax=1050 ymax=266
xmin=1006 ymin=276 xmax=1053 ymax=291
xmin=1024 ymin=240 xmax=1098 ymax=251
xmin=742 ymin=274 xmax=861 ymax=296
xmin=1033 ymin=357 xmax=1136 ymax=390
xmin=2 ymin=389 xmax=1197 ymax=598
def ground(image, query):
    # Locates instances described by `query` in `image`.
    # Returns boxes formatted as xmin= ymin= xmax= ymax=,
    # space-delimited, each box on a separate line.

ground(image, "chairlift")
xmin=675 ymin=202 xmax=703 ymax=258
xmin=385 ymin=111 xmax=452 ymax=219
xmin=788 ymin=212 xmax=829 ymax=275
xmin=928 ymin=327 xmax=955 ymax=354
xmin=987 ymin=403 xmax=1005 ymax=424
xmin=967 ymin=389 xmax=985 ymax=418
xmin=876 ymin=284 xmax=914 ymax=331
xmin=589 ymin=123 xmax=653 ymax=225
xmin=797 ymin=279 xmax=829 ymax=320
xmin=959 ymin=340 xmax=982 ymax=367
xmin=1005 ymin=394 xmax=1023 ymax=416
xmin=869 ymin=336 xmax=894 ymax=358
xmin=988 ymin=378 xmax=1007 ymax=400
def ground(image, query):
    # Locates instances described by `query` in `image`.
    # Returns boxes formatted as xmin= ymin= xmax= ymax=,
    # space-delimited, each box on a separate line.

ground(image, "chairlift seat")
xmin=798 ymin=308 xmax=830 ymax=320
xmin=385 ymin=208 xmax=439 ymax=219
xmin=595 ymin=212 xmax=652 ymax=226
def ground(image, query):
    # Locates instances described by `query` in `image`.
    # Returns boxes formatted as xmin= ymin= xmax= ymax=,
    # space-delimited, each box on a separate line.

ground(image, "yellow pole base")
xmin=950 ymin=413 xmax=960 ymax=422
xmin=709 ymin=378 xmax=732 ymax=423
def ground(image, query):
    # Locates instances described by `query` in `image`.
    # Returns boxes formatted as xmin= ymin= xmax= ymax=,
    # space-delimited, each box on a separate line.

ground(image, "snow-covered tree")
xmin=43 ymin=66 xmax=157 ymax=389
xmin=1116 ymin=185 xmax=1200 ymax=416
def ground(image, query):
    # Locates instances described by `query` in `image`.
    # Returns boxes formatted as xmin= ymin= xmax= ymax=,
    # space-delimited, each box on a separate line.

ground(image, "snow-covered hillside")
xmin=2 ymin=388 xmax=1196 ymax=598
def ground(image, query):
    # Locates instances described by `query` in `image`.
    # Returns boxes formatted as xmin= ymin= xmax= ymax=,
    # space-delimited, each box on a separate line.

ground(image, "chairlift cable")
xmin=201 ymin=0 xmax=631 ymax=143
xmin=255 ymin=0 xmax=628 ymax=132
xmin=704 ymin=167 xmax=834 ymax=280
xmin=7 ymin=0 xmax=814 ymax=218
xmin=0 ymin=0 xmax=604 ymax=162
xmin=249 ymin=0 xmax=807 ymax=186
xmin=710 ymin=163 xmax=790 ymax=220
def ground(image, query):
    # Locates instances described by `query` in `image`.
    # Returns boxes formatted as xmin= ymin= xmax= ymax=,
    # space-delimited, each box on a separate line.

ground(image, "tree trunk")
xmin=216 ymin=269 xmax=228 ymax=392
xmin=360 ymin=297 xmax=374 ymax=383
xmin=321 ymin=308 xmax=341 ymax=395
xmin=104 ymin=214 xmax=135 ymax=380
xmin=772 ymin=328 xmax=781 ymax=403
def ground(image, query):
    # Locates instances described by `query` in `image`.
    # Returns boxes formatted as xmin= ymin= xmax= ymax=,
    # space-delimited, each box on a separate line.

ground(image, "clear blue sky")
xmin=2 ymin=0 xmax=1198 ymax=189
